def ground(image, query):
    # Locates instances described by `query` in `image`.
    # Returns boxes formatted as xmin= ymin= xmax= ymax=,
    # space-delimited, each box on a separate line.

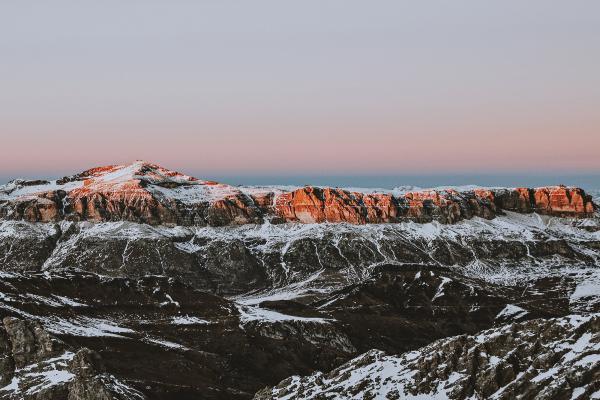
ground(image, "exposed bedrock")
xmin=0 ymin=162 xmax=595 ymax=226
xmin=255 ymin=314 xmax=600 ymax=400
xmin=0 ymin=273 xmax=355 ymax=399
xmin=274 ymin=185 xmax=596 ymax=224
xmin=0 ymin=316 xmax=146 ymax=400
xmin=1 ymin=185 xmax=594 ymax=226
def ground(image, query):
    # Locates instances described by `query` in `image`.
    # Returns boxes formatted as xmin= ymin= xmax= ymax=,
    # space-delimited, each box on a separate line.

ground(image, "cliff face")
xmin=493 ymin=186 xmax=596 ymax=216
xmin=0 ymin=162 xmax=263 ymax=227
xmin=274 ymin=188 xmax=401 ymax=224
xmin=274 ymin=185 xmax=596 ymax=224
xmin=0 ymin=162 xmax=596 ymax=226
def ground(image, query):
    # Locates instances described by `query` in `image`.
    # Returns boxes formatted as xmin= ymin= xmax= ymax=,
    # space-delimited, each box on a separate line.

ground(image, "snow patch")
xmin=496 ymin=304 xmax=528 ymax=320
xmin=171 ymin=315 xmax=211 ymax=325
xmin=237 ymin=305 xmax=332 ymax=326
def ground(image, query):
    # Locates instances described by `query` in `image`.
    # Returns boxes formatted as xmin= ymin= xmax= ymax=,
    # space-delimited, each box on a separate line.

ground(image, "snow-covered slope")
xmin=1 ymin=211 xmax=599 ymax=306
xmin=255 ymin=314 xmax=600 ymax=400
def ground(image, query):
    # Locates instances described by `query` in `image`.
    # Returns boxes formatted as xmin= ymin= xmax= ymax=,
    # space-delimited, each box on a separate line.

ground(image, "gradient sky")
xmin=1 ymin=1 xmax=599 ymax=180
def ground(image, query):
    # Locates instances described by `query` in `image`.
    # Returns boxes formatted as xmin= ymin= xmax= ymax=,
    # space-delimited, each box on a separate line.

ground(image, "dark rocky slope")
xmin=0 ymin=264 xmax=586 ymax=399
xmin=0 ymin=213 xmax=598 ymax=298
xmin=0 ymin=316 xmax=145 ymax=400
xmin=255 ymin=314 xmax=600 ymax=400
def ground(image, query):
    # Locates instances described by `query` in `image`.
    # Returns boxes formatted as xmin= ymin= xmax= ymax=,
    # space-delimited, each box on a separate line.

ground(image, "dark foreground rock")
xmin=255 ymin=314 xmax=600 ymax=400
xmin=0 ymin=262 xmax=586 ymax=400
xmin=0 ymin=273 xmax=353 ymax=399
xmin=0 ymin=317 xmax=145 ymax=400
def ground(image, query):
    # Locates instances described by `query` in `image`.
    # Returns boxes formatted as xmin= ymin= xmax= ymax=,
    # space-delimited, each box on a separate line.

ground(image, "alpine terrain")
xmin=0 ymin=161 xmax=598 ymax=399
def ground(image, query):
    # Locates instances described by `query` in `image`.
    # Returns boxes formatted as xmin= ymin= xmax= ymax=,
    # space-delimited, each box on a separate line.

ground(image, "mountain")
xmin=0 ymin=162 xmax=598 ymax=399
xmin=0 ymin=161 xmax=595 ymax=226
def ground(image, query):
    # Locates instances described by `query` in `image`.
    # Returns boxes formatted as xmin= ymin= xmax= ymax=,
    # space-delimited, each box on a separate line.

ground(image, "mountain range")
xmin=0 ymin=161 xmax=598 ymax=399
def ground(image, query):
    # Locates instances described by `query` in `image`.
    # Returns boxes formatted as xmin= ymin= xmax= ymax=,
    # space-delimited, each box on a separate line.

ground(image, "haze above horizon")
xmin=1 ymin=1 xmax=599 ymax=176
xmin=1 ymin=168 xmax=599 ymax=192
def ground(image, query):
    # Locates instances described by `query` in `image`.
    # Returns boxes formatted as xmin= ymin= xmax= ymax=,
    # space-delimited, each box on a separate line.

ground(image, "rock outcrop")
xmin=0 ymin=317 xmax=146 ymax=400
xmin=2 ymin=317 xmax=63 ymax=370
xmin=0 ymin=162 xmax=596 ymax=226
xmin=0 ymin=161 xmax=263 ymax=227
xmin=274 ymin=185 xmax=596 ymax=224
xmin=494 ymin=186 xmax=596 ymax=217
xmin=254 ymin=314 xmax=600 ymax=400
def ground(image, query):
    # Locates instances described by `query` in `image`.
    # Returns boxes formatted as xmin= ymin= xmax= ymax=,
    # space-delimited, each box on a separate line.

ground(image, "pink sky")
xmin=1 ymin=1 xmax=599 ymax=178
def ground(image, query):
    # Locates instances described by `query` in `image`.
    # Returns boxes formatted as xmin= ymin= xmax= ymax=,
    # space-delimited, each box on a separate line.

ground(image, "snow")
xmin=495 ymin=304 xmax=528 ymax=320
xmin=0 ymin=349 xmax=145 ymax=398
xmin=574 ymin=353 xmax=600 ymax=367
xmin=338 ymin=184 xmax=494 ymax=197
xmin=185 ymin=211 xmax=579 ymax=256
xmin=100 ymin=375 xmax=146 ymax=399
xmin=174 ymin=241 xmax=203 ymax=253
xmin=265 ymin=314 xmax=600 ymax=400
xmin=0 ymin=351 xmax=75 ymax=396
xmin=45 ymin=316 xmax=135 ymax=338
xmin=144 ymin=337 xmax=188 ymax=350
xmin=3 ymin=163 xmax=595 ymax=213
xmin=571 ymin=387 xmax=586 ymax=399
xmin=235 ymin=269 xmax=330 ymax=306
xmin=171 ymin=315 xmax=211 ymax=325
xmin=160 ymin=294 xmax=180 ymax=307
xmin=0 ymin=220 xmax=58 ymax=239
xmin=266 ymin=349 xmax=455 ymax=400
xmin=432 ymin=277 xmax=452 ymax=301
xmin=24 ymin=369 xmax=75 ymax=395
xmin=0 ymin=161 xmax=249 ymax=205
xmin=0 ymin=179 xmax=83 ymax=201
xmin=51 ymin=295 xmax=88 ymax=307
xmin=237 ymin=304 xmax=332 ymax=326
xmin=571 ymin=278 xmax=600 ymax=300
xmin=149 ymin=182 xmax=243 ymax=204
xmin=3 ymin=204 xmax=598 ymax=310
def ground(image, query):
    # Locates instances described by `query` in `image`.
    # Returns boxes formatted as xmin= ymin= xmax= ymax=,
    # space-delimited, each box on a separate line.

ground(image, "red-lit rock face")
xmin=0 ymin=162 xmax=596 ymax=226
xmin=273 ymin=185 xmax=595 ymax=224
xmin=274 ymin=188 xmax=402 ymax=224
xmin=532 ymin=186 xmax=595 ymax=217
xmin=0 ymin=162 xmax=263 ymax=226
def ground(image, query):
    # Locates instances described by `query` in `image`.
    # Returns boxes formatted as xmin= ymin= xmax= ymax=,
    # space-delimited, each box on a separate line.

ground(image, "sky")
xmin=1 ymin=1 xmax=599 ymax=183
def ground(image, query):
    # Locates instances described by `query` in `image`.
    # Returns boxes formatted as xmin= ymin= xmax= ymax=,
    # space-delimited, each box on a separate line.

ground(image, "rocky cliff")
xmin=0 ymin=162 xmax=263 ymax=227
xmin=275 ymin=185 xmax=596 ymax=223
xmin=255 ymin=314 xmax=600 ymax=400
xmin=0 ymin=162 xmax=596 ymax=226
xmin=0 ymin=316 xmax=145 ymax=400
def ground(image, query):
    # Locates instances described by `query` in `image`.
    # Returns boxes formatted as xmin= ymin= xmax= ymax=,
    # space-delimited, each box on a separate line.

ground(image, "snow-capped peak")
xmin=79 ymin=161 xmax=203 ymax=186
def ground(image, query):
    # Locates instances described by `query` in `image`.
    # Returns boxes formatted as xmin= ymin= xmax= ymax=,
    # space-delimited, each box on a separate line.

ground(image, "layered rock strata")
xmin=0 ymin=162 xmax=595 ymax=226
